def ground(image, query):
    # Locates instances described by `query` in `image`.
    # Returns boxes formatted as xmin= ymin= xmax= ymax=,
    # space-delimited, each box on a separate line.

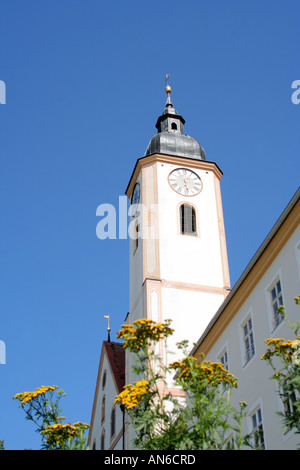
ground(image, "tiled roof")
xmin=103 ymin=341 xmax=125 ymax=393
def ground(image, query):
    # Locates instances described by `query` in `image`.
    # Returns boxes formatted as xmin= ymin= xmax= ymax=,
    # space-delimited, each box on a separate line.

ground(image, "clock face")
xmin=168 ymin=168 xmax=202 ymax=196
xmin=131 ymin=182 xmax=140 ymax=214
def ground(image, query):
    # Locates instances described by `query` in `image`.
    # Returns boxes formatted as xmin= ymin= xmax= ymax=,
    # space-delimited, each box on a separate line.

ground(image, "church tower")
xmin=125 ymin=82 xmax=231 ymax=393
xmin=88 ymin=81 xmax=232 ymax=450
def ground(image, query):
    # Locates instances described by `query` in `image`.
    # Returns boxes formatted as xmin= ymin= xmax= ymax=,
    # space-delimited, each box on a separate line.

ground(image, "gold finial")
xmin=165 ymin=73 xmax=171 ymax=94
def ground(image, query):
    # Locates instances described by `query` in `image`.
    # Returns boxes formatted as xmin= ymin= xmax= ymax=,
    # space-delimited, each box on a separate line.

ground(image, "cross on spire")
xmin=165 ymin=74 xmax=171 ymax=95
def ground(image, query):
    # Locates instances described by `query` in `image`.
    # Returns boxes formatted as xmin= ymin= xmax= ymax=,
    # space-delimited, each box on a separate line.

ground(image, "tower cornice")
xmin=125 ymin=153 xmax=223 ymax=198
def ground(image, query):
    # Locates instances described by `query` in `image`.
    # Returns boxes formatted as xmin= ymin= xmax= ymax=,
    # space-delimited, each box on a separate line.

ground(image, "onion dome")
xmin=144 ymin=83 xmax=206 ymax=160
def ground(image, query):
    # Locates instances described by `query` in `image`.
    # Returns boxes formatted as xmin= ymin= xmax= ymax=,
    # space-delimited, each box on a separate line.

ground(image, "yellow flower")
xmin=115 ymin=380 xmax=149 ymax=409
xmin=117 ymin=319 xmax=174 ymax=352
xmin=13 ymin=386 xmax=60 ymax=405
xmin=239 ymin=401 xmax=248 ymax=410
xmin=265 ymin=338 xmax=285 ymax=346
xmin=170 ymin=357 xmax=237 ymax=388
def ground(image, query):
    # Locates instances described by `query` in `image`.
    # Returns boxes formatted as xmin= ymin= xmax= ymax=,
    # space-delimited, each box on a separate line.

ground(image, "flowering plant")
xmin=116 ymin=318 xmax=174 ymax=352
xmin=114 ymin=380 xmax=150 ymax=409
xmin=13 ymin=385 xmax=89 ymax=450
xmin=115 ymin=318 xmax=251 ymax=450
xmin=261 ymin=296 xmax=300 ymax=440
xmin=41 ymin=421 xmax=89 ymax=450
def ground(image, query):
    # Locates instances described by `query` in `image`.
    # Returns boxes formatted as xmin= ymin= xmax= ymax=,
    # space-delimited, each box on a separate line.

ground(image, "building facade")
xmin=88 ymin=341 xmax=125 ymax=450
xmin=88 ymin=83 xmax=300 ymax=450
xmin=125 ymin=85 xmax=230 ymax=388
xmin=192 ymin=188 xmax=300 ymax=449
xmin=89 ymin=84 xmax=231 ymax=449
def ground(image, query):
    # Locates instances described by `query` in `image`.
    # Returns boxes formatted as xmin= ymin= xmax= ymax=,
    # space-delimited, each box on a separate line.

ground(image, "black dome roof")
xmin=145 ymin=132 xmax=206 ymax=160
xmin=144 ymin=88 xmax=206 ymax=161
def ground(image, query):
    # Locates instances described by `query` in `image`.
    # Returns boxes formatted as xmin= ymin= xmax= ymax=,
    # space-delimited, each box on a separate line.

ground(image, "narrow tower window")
xmin=180 ymin=204 xmax=196 ymax=234
xmin=135 ymin=222 xmax=140 ymax=251
xmin=171 ymin=122 xmax=177 ymax=130
xmin=101 ymin=429 xmax=105 ymax=450
xmin=110 ymin=406 xmax=116 ymax=438
xmin=101 ymin=395 xmax=106 ymax=422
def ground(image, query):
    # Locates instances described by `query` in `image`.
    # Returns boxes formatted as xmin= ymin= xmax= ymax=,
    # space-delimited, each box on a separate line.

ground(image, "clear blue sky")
xmin=0 ymin=0 xmax=299 ymax=450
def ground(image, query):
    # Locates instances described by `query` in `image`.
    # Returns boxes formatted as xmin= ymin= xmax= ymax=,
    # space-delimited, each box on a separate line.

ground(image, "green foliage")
xmin=40 ymin=421 xmax=89 ymax=450
xmin=261 ymin=296 xmax=300 ymax=444
xmin=117 ymin=298 xmax=300 ymax=450
xmin=115 ymin=319 xmax=252 ymax=450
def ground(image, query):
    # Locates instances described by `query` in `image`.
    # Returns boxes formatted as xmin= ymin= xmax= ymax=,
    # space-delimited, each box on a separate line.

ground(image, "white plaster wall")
xmin=161 ymin=287 xmax=225 ymax=363
xmin=127 ymin=275 xmax=145 ymax=387
xmin=129 ymin=172 xmax=144 ymax=316
xmin=203 ymin=226 xmax=300 ymax=449
xmin=127 ymin=160 xmax=228 ymax=389
xmin=90 ymin=351 xmax=124 ymax=450
xmin=156 ymin=162 xmax=224 ymax=288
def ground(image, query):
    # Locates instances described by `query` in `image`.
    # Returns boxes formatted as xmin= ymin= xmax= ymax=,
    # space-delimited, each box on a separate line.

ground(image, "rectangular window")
xmin=218 ymin=348 xmax=229 ymax=394
xmin=225 ymin=433 xmax=235 ymax=450
xmin=219 ymin=349 xmax=229 ymax=370
xmin=295 ymin=241 xmax=300 ymax=282
xmin=251 ymin=407 xmax=265 ymax=449
xmin=243 ymin=317 xmax=255 ymax=365
xmin=270 ymin=279 xmax=284 ymax=330
xmin=282 ymin=378 xmax=299 ymax=425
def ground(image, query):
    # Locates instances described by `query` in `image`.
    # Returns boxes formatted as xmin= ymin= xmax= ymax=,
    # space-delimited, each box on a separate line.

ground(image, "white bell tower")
xmin=125 ymin=83 xmax=230 ymax=393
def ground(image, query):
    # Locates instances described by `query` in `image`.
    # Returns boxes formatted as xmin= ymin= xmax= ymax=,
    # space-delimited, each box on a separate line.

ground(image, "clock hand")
xmin=184 ymin=177 xmax=190 ymax=190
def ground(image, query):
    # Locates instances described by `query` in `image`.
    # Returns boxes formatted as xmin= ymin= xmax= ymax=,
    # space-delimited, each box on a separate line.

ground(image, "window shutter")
xmin=180 ymin=204 xmax=196 ymax=234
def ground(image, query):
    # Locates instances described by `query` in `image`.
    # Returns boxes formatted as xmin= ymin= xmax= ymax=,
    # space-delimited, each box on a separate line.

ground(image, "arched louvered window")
xmin=101 ymin=395 xmax=105 ymax=422
xmin=101 ymin=429 xmax=105 ymax=450
xmin=135 ymin=222 xmax=140 ymax=251
xmin=180 ymin=204 xmax=196 ymax=234
xmin=110 ymin=406 xmax=116 ymax=438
